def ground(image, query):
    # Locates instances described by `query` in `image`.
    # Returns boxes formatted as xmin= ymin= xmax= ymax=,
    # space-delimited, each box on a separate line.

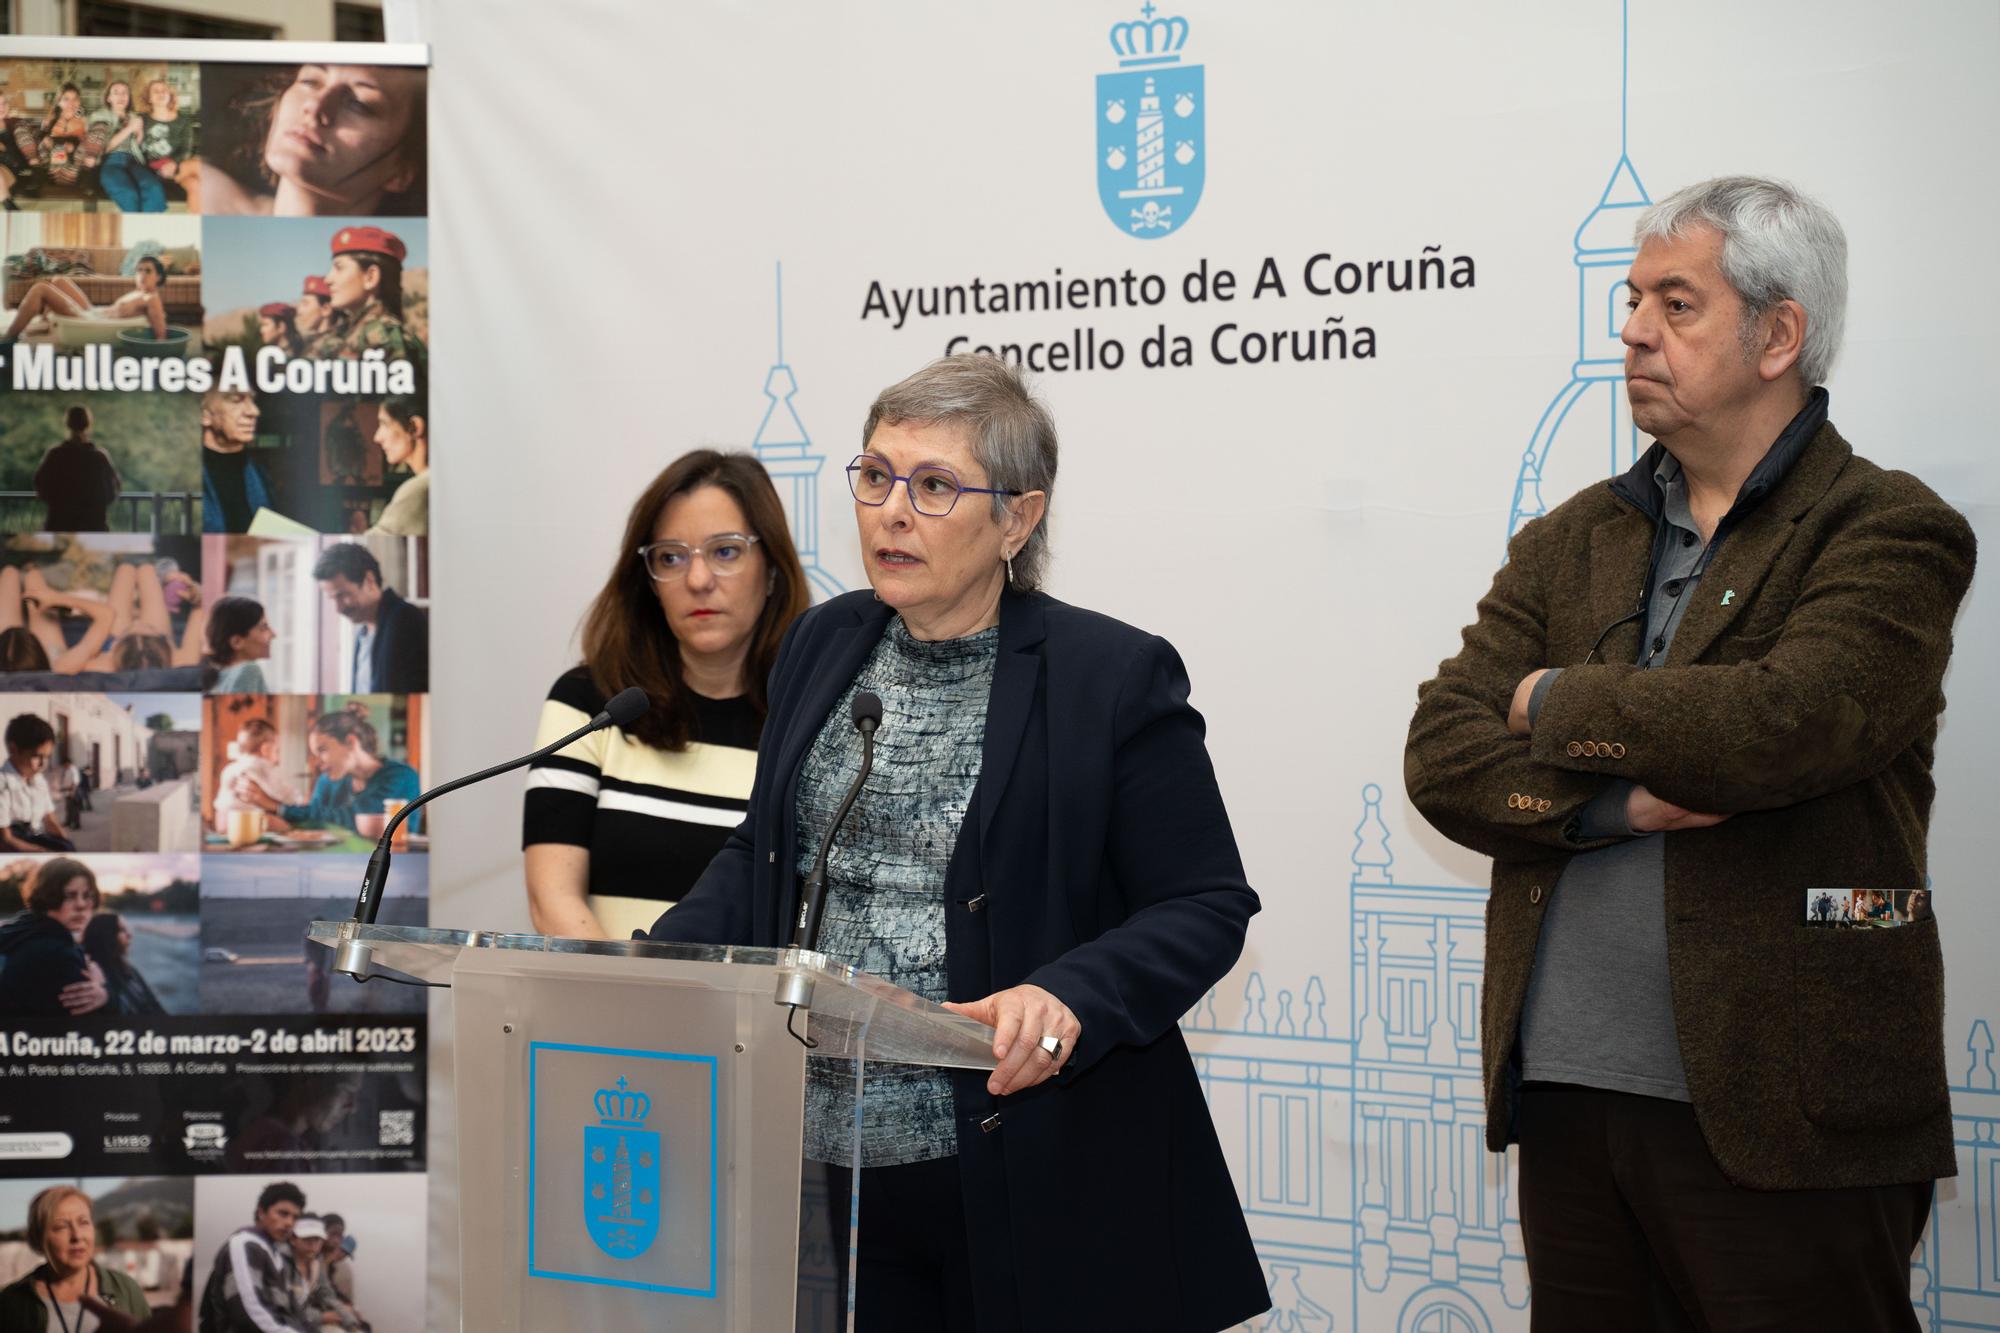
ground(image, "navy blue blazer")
xmin=369 ymin=586 xmax=428 ymax=694
xmin=649 ymin=587 xmax=1269 ymax=1331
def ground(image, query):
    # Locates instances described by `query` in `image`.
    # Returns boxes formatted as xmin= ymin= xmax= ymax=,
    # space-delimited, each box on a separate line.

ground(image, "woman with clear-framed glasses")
xmin=645 ymin=355 xmax=1268 ymax=1331
xmin=522 ymin=451 xmax=810 ymax=941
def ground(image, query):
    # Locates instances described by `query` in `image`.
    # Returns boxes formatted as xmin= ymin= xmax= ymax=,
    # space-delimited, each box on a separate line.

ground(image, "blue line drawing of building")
xmin=1186 ymin=784 xmax=1528 ymax=1331
xmin=750 ymin=261 xmax=847 ymax=600
xmin=1506 ymin=0 xmax=1651 ymax=543
xmin=1911 ymin=1020 xmax=2000 ymax=1332
xmin=1190 ymin=782 xmax=1992 ymax=1330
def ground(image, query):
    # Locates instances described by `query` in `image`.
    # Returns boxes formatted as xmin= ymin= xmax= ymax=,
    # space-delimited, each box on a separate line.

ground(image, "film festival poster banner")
xmin=0 ymin=39 xmax=432 ymax=1328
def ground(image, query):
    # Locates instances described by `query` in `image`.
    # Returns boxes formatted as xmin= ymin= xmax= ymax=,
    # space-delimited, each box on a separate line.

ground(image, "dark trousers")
xmin=823 ymin=1155 xmax=977 ymax=1333
xmin=1516 ymin=1083 xmax=1933 ymax=1332
xmin=9 ymin=822 xmax=74 ymax=852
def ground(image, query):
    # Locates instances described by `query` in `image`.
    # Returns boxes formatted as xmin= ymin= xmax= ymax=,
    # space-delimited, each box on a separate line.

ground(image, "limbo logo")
xmin=1096 ymin=3 xmax=1205 ymax=238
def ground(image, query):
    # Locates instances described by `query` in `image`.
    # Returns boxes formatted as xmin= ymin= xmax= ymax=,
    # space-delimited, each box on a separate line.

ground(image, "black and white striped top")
xmin=522 ymin=668 xmax=761 ymax=903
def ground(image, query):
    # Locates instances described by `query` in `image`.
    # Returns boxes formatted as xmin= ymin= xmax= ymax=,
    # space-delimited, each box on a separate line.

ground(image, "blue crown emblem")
xmin=583 ymin=1074 xmax=662 ymax=1261
xmin=594 ymin=1076 xmax=651 ymax=1127
xmin=1096 ymin=3 xmax=1207 ymax=238
xmin=1109 ymin=4 xmax=1190 ymax=66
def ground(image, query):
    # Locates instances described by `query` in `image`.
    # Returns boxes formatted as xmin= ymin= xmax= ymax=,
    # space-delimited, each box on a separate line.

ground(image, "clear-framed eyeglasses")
xmin=845 ymin=454 xmax=1021 ymax=518
xmin=636 ymin=533 xmax=762 ymax=582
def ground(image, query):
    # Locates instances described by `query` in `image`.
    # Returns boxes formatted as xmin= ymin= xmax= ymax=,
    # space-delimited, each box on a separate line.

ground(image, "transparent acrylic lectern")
xmin=307 ymin=920 xmax=997 ymax=1332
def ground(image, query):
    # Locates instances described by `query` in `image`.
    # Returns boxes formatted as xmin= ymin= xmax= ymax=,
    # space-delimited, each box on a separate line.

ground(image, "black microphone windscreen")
xmin=605 ymin=687 xmax=651 ymax=728
xmin=851 ymin=691 xmax=884 ymax=730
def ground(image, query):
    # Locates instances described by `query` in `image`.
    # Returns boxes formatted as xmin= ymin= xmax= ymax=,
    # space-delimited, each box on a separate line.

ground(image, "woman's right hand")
xmin=60 ymin=962 xmax=109 ymax=1015
xmin=233 ymin=777 xmax=278 ymax=812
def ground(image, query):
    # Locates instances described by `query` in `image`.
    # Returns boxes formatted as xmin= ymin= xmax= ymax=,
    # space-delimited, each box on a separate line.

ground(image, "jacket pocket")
xmin=1793 ymin=916 xmax=1948 ymax=1130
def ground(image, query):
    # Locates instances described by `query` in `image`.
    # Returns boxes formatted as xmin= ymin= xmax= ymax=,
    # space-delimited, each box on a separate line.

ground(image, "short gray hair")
xmin=862 ymin=354 xmax=1059 ymax=591
xmin=1634 ymin=176 xmax=1848 ymax=386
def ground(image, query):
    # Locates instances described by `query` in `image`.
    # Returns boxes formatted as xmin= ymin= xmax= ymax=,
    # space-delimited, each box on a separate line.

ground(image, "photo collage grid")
xmin=0 ymin=54 xmax=430 ymax=1331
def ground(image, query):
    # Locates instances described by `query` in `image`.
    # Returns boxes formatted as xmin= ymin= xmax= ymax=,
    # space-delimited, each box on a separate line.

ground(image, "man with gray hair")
xmin=1406 ymin=176 xmax=1975 ymax=1328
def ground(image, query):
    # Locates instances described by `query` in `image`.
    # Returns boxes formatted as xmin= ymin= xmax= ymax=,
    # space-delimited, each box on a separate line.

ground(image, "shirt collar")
xmin=1651 ymin=454 xmax=1700 ymax=536
xmin=1612 ymin=386 xmax=1831 ymax=525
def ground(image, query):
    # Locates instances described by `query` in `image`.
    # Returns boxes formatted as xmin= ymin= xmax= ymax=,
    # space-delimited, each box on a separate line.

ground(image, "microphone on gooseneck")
xmin=598 ymin=687 xmax=653 ymax=731
xmin=345 ymin=686 xmax=651 ymax=932
xmin=792 ymin=691 xmax=883 ymax=954
xmin=851 ymin=690 xmax=885 ymax=737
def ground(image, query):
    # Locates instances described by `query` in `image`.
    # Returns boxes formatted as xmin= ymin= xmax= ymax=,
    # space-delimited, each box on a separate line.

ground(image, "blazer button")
xmin=1582 ymin=741 xmax=1599 ymax=757
xmin=1534 ymin=799 xmax=1551 ymax=813
xmin=1610 ymin=743 xmax=1627 ymax=758
xmin=1566 ymin=742 xmax=1583 ymax=758
xmin=966 ymin=894 xmax=987 ymax=913
xmin=1529 ymin=885 xmax=1543 ymax=904
xmin=979 ymin=1113 xmax=1002 ymax=1134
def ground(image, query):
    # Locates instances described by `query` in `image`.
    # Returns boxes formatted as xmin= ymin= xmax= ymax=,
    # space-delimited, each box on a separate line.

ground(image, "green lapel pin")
xmin=1720 ymin=589 xmax=1735 ymax=606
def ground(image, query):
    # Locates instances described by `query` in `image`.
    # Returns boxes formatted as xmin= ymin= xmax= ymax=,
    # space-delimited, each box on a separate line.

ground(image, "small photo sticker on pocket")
xmin=1804 ymin=888 xmax=1933 ymax=928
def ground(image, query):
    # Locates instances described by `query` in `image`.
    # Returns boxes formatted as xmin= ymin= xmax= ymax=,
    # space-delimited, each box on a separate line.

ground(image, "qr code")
xmin=379 ymin=1110 xmax=415 ymax=1147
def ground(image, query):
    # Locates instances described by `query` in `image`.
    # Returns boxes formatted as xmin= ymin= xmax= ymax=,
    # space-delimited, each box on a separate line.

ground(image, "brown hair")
xmin=579 ymin=452 xmax=809 ymax=750
xmin=221 ymin=65 xmax=427 ymax=215
xmin=0 ymin=627 xmax=50 ymax=672
xmin=206 ymin=596 xmax=266 ymax=666
xmin=114 ymin=633 xmax=171 ymax=670
xmin=28 ymin=857 xmax=99 ymax=914
xmin=83 ymin=911 xmax=129 ymax=978
xmin=236 ymin=718 xmax=278 ymax=749
xmin=311 ymin=706 xmax=380 ymax=756
xmin=26 ymin=1185 xmax=91 ymax=1255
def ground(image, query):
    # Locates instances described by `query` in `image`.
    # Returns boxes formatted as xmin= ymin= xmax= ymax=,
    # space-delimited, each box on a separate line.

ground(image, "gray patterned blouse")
xmin=797 ymin=615 xmax=998 ymax=1167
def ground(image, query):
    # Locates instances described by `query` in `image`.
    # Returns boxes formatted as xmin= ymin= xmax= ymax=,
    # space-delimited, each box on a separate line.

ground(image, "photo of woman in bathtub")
xmin=2 ymin=256 xmax=167 ymax=343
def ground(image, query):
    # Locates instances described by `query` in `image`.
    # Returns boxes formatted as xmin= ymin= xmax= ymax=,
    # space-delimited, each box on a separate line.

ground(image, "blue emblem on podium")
xmin=1096 ymin=3 xmax=1204 ymax=238
xmin=584 ymin=1076 xmax=660 ymax=1260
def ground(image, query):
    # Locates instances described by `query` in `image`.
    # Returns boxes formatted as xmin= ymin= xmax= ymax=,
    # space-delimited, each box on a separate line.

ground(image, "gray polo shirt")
xmin=1516 ymin=452 xmax=1713 ymax=1101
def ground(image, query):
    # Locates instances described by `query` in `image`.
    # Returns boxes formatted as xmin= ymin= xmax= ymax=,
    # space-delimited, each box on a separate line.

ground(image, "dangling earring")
xmin=766 ymin=570 xmax=776 ymax=595
xmin=1004 ymin=549 xmax=1015 ymax=585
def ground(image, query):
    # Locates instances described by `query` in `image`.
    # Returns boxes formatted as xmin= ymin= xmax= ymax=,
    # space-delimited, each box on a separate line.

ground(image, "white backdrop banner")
xmin=425 ymin=1 xmax=1998 ymax=1328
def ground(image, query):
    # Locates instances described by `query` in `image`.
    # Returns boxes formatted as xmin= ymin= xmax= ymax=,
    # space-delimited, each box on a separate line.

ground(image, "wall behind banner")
xmin=427 ymin=2 xmax=1998 ymax=1329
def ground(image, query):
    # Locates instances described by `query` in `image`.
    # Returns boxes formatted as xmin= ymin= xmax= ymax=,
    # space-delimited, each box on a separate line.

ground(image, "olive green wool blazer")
xmin=1405 ymin=422 xmax=1976 ymax=1191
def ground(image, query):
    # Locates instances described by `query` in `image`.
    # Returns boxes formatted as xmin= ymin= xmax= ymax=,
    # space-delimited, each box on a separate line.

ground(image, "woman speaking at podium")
xmin=647 ymin=356 xmax=1268 ymax=1332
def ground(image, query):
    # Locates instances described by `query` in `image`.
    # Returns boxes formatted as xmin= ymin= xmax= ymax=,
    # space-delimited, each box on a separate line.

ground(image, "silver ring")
xmin=1038 ymin=1034 xmax=1063 ymax=1061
